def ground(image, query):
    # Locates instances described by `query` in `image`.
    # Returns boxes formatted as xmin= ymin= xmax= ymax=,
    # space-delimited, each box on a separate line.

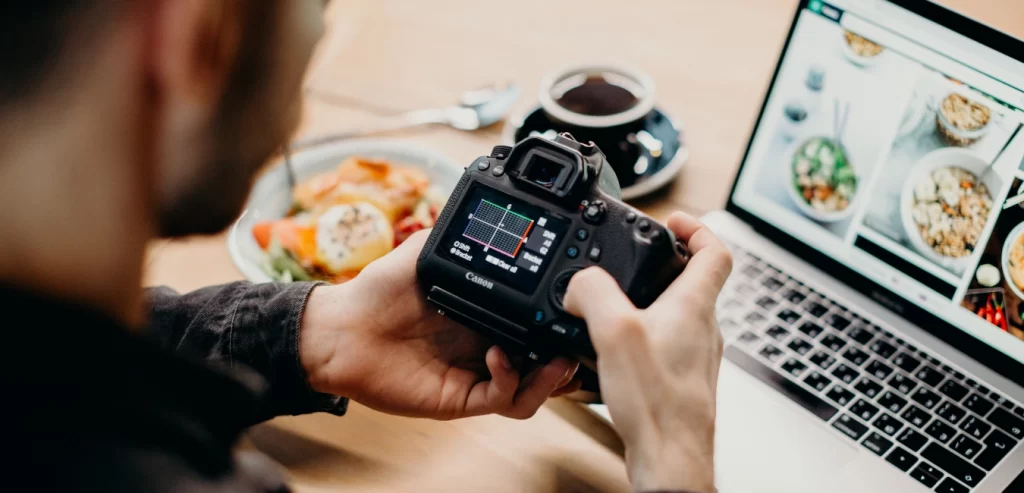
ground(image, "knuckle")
xmin=607 ymin=312 xmax=646 ymax=343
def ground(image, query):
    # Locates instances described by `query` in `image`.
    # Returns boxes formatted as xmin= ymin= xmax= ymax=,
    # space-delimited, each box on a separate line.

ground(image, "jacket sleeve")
xmin=145 ymin=281 xmax=348 ymax=424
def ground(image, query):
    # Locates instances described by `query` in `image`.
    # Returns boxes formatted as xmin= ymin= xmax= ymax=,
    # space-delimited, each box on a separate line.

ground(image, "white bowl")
xmin=1002 ymin=222 xmax=1024 ymax=301
xmin=841 ymin=30 xmax=886 ymax=68
xmin=784 ymin=137 xmax=859 ymax=223
xmin=227 ymin=139 xmax=463 ymax=283
xmin=900 ymin=147 xmax=1001 ymax=272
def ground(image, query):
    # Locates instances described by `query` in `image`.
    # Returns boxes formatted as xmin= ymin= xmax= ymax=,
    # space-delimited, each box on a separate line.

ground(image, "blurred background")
xmin=144 ymin=1 xmax=1024 ymax=492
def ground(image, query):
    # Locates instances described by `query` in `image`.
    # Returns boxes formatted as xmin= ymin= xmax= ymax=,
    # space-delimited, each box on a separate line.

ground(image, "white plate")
xmin=784 ymin=136 xmax=860 ymax=223
xmin=840 ymin=29 xmax=886 ymax=68
xmin=227 ymin=139 xmax=464 ymax=283
xmin=1002 ymin=222 xmax=1024 ymax=301
xmin=899 ymin=147 xmax=1002 ymax=273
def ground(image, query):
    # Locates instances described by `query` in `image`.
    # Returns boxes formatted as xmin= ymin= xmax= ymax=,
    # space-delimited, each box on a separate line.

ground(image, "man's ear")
xmin=150 ymin=0 xmax=242 ymax=111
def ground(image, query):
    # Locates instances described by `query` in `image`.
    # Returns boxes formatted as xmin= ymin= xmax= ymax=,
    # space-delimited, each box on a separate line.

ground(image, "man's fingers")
xmin=652 ymin=212 xmax=733 ymax=317
xmin=463 ymin=346 xmax=519 ymax=417
xmin=550 ymin=378 xmax=583 ymax=398
xmin=667 ymin=212 xmax=723 ymax=257
xmin=502 ymin=357 xmax=573 ymax=419
xmin=562 ymin=267 xmax=637 ymax=352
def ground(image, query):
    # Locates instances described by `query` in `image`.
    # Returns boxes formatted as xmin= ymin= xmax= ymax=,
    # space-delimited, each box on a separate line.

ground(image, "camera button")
xmin=491 ymin=166 xmax=505 ymax=177
xmin=551 ymin=323 xmax=579 ymax=339
xmin=476 ymin=160 xmax=490 ymax=171
xmin=566 ymin=246 xmax=580 ymax=259
xmin=582 ymin=200 xmax=606 ymax=224
xmin=625 ymin=211 xmax=637 ymax=224
xmin=649 ymin=229 xmax=664 ymax=243
xmin=575 ymin=229 xmax=589 ymax=241
xmin=534 ymin=310 xmax=545 ymax=324
xmin=637 ymin=219 xmax=652 ymax=233
xmin=587 ymin=245 xmax=602 ymax=262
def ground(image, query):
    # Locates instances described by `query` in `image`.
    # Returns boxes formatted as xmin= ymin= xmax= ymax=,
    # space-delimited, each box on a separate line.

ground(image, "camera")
xmin=416 ymin=133 xmax=690 ymax=371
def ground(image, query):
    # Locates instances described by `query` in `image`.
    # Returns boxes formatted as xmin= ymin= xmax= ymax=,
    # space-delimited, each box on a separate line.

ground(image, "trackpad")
xmin=714 ymin=361 xmax=859 ymax=493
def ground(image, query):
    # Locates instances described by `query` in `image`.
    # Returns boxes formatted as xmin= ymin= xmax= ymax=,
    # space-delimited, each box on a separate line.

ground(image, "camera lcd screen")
xmin=438 ymin=184 xmax=571 ymax=294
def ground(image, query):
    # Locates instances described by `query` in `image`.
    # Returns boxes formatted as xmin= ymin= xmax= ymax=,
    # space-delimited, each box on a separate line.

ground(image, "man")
xmin=1 ymin=2 xmax=732 ymax=493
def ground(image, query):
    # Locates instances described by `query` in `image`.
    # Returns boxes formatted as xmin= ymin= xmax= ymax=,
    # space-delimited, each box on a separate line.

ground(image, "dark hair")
xmin=0 ymin=3 xmax=116 ymax=105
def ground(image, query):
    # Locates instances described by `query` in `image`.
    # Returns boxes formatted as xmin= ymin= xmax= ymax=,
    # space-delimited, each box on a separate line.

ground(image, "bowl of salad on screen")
xmin=227 ymin=139 xmax=461 ymax=284
xmin=786 ymin=136 xmax=859 ymax=222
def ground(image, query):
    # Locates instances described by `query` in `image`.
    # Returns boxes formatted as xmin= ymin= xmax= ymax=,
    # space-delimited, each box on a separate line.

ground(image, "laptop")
xmin=588 ymin=1 xmax=1024 ymax=491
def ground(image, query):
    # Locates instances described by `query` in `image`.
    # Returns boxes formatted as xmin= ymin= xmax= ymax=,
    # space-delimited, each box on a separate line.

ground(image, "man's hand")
xmin=563 ymin=212 xmax=732 ymax=493
xmin=298 ymin=230 xmax=580 ymax=421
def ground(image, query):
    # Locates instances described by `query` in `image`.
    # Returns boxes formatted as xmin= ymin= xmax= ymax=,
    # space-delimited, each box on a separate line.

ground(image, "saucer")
xmin=503 ymin=106 xmax=688 ymax=200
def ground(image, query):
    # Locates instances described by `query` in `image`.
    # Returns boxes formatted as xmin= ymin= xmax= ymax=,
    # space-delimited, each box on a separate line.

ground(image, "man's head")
xmin=0 ymin=1 xmax=326 ymax=237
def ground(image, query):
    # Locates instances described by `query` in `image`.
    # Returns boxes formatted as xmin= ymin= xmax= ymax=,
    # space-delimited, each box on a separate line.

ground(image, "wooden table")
xmin=144 ymin=1 xmax=1024 ymax=491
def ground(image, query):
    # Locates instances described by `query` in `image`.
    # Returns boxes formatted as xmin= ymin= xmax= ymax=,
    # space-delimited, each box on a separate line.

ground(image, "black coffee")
xmin=555 ymin=75 xmax=640 ymax=117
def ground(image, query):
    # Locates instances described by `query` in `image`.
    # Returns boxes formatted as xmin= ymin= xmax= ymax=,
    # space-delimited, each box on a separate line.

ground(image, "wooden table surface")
xmin=144 ymin=1 xmax=1024 ymax=491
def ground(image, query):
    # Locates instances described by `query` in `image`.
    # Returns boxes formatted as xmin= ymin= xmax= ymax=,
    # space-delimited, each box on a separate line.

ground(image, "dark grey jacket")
xmin=2 ymin=281 xmax=696 ymax=493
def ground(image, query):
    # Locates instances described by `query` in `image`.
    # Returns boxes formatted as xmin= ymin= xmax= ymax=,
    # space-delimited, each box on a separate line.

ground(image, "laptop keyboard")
xmin=718 ymin=247 xmax=1024 ymax=492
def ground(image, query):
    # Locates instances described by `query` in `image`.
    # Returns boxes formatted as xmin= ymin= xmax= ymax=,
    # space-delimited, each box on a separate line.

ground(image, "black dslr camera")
xmin=417 ymin=133 xmax=690 ymax=371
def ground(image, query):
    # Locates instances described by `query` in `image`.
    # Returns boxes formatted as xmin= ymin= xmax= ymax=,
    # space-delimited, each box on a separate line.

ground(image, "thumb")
xmin=562 ymin=267 xmax=637 ymax=353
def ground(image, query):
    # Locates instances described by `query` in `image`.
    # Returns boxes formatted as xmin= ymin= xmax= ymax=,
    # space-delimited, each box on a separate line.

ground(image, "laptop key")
xmin=735 ymin=331 xmax=760 ymax=346
xmin=963 ymin=393 xmax=994 ymax=417
xmin=975 ymin=429 xmax=1017 ymax=471
xmin=925 ymin=420 xmax=956 ymax=443
xmin=987 ymin=407 xmax=1024 ymax=439
xmin=782 ymin=289 xmax=806 ymax=305
xmin=809 ymin=350 xmax=837 ymax=370
xmin=1014 ymin=406 xmax=1024 ymax=418
xmin=865 ymin=360 xmax=894 ymax=380
xmin=824 ymin=313 xmax=851 ymax=331
xmin=804 ymin=371 xmax=832 ymax=392
xmin=921 ymin=443 xmax=985 ymax=488
xmin=846 ymin=326 xmax=874 ymax=345
xmin=820 ymin=333 xmax=846 ymax=352
xmin=861 ymin=431 xmax=893 ymax=456
xmin=832 ymin=413 xmax=868 ymax=440
xmin=855 ymin=378 xmax=883 ymax=398
xmin=934 ymin=478 xmax=968 ymax=493
xmin=803 ymin=301 xmax=829 ymax=318
xmin=744 ymin=310 xmax=767 ymax=325
xmin=740 ymin=264 xmax=763 ymax=278
xmin=762 ymin=277 xmax=784 ymax=290
xmin=911 ymin=387 xmax=941 ymax=409
xmin=787 ymin=338 xmax=814 ymax=356
xmin=797 ymin=321 xmax=824 ymax=339
xmin=776 ymin=309 xmax=801 ymax=325
xmin=781 ymin=358 xmax=808 ymax=378
xmin=868 ymin=339 xmax=898 ymax=359
xmin=851 ymin=399 xmax=880 ymax=422
xmin=764 ymin=325 xmax=789 ymax=341
xmin=723 ymin=347 xmax=838 ymax=421
xmin=939 ymin=380 xmax=969 ymax=402
xmin=878 ymin=391 xmax=907 ymax=414
xmin=892 ymin=352 xmax=921 ymax=373
xmin=888 ymin=374 xmax=918 ymax=395
xmin=950 ymin=434 xmax=981 ymax=460
xmin=842 ymin=347 xmax=870 ymax=366
xmin=936 ymin=402 xmax=966 ymax=425
xmin=958 ymin=416 xmax=991 ymax=440
xmin=884 ymin=446 xmax=918 ymax=472
xmin=902 ymin=405 xmax=931 ymax=429
xmin=909 ymin=463 xmax=942 ymax=488
xmin=755 ymin=296 xmax=779 ymax=310
xmin=831 ymin=363 xmax=859 ymax=385
xmin=826 ymin=386 xmax=855 ymax=407
xmin=991 ymin=393 xmax=1013 ymax=410
xmin=873 ymin=412 xmax=903 ymax=436
xmin=915 ymin=366 xmax=945 ymax=387
xmin=897 ymin=427 xmax=928 ymax=452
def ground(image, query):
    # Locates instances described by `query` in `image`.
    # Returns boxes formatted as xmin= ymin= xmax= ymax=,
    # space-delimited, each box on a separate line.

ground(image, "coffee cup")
xmin=506 ymin=63 xmax=685 ymax=199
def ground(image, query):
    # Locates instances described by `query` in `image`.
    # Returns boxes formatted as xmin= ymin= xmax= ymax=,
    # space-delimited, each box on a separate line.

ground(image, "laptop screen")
xmin=729 ymin=0 xmax=1024 ymax=365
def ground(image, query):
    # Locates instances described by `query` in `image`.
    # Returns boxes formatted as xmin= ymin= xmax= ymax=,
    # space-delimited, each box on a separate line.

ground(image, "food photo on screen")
xmin=748 ymin=9 xmax=920 ymax=241
xmin=962 ymin=173 xmax=1024 ymax=342
xmin=858 ymin=67 xmax=1024 ymax=287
